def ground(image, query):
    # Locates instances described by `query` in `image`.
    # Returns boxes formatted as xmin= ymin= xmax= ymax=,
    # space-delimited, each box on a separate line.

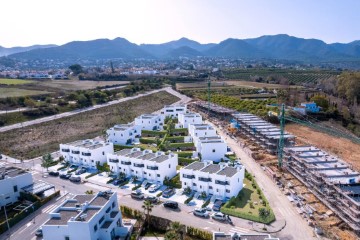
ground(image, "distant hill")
xmin=0 ymin=44 xmax=56 ymax=57
xmin=6 ymin=34 xmax=360 ymax=62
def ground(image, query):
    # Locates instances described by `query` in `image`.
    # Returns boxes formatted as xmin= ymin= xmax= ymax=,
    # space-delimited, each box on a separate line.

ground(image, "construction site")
xmin=190 ymin=100 xmax=360 ymax=240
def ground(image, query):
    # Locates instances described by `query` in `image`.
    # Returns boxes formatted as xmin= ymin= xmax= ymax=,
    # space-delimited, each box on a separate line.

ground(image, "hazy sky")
xmin=1 ymin=0 xmax=360 ymax=47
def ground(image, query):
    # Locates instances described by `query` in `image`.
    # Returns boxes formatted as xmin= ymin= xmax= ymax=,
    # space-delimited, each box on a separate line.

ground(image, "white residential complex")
xmin=107 ymin=148 xmax=178 ymax=184
xmin=42 ymin=191 xmax=129 ymax=240
xmin=189 ymin=124 xmax=217 ymax=138
xmin=0 ymin=166 xmax=33 ymax=207
xmin=60 ymin=140 xmax=114 ymax=168
xmin=106 ymin=123 xmax=141 ymax=145
xmin=178 ymin=113 xmax=203 ymax=129
xmin=161 ymin=105 xmax=187 ymax=118
xmin=134 ymin=114 xmax=164 ymax=131
xmin=180 ymin=161 xmax=245 ymax=199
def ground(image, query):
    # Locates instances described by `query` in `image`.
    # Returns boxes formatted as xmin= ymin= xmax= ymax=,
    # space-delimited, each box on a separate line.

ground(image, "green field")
xmin=223 ymin=68 xmax=339 ymax=85
xmin=0 ymin=79 xmax=34 ymax=85
xmin=0 ymin=88 xmax=50 ymax=98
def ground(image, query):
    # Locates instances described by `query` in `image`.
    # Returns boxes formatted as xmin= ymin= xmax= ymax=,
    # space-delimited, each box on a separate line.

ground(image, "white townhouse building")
xmin=195 ymin=136 xmax=228 ymax=162
xmin=60 ymin=140 xmax=114 ymax=168
xmin=106 ymin=123 xmax=141 ymax=145
xmin=180 ymin=161 xmax=245 ymax=199
xmin=178 ymin=113 xmax=203 ymax=129
xmin=161 ymin=105 xmax=187 ymax=118
xmin=134 ymin=114 xmax=164 ymax=131
xmin=189 ymin=124 xmax=217 ymax=139
xmin=107 ymin=148 xmax=178 ymax=184
xmin=42 ymin=191 xmax=129 ymax=240
xmin=0 ymin=166 xmax=33 ymax=207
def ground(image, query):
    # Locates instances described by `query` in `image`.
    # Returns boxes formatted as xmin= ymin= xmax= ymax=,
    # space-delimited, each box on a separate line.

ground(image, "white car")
xmin=193 ymin=208 xmax=209 ymax=218
xmin=211 ymin=212 xmax=227 ymax=221
xmin=149 ymin=184 xmax=161 ymax=193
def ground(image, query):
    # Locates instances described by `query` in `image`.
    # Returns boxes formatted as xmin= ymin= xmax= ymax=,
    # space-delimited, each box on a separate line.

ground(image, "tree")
xmin=118 ymin=172 xmax=126 ymax=180
xmin=167 ymin=121 xmax=175 ymax=135
xmin=169 ymin=221 xmax=184 ymax=240
xmin=69 ymin=64 xmax=83 ymax=75
xmin=77 ymin=93 xmax=92 ymax=108
xmin=41 ymin=153 xmax=53 ymax=171
xmin=200 ymin=191 xmax=207 ymax=199
xmin=85 ymin=190 xmax=94 ymax=194
xmin=310 ymin=95 xmax=329 ymax=110
xmin=142 ymin=200 xmax=153 ymax=227
xmin=337 ymin=72 xmax=360 ymax=104
xmin=164 ymin=231 xmax=178 ymax=240
xmin=259 ymin=208 xmax=270 ymax=229
xmin=24 ymin=98 xmax=36 ymax=108
xmin=183 ymin=186 xmax=192 ymax=195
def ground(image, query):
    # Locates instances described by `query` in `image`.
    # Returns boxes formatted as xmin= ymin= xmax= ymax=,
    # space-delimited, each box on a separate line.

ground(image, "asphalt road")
xmin=0 ymin=86 xmax=188 ymax=133
xmin=206 ymin=118 xmax=317 ymax=240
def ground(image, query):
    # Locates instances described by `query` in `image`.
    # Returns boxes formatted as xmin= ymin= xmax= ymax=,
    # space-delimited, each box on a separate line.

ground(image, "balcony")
xmin=81 ymin=152 xmax=91 ymax=156
xmin=121 ymin=161 xmax=131 ymax=165
xmin=110 ymin=211 xmax=119 ymax=218
xmin=215 ymin=180 xmax=229 ymax=185
xmin=133 ymin=163 xmax=144 ymax=168
xmin=71 ymin=150 xmax=80 ymax=154
xmin=198 ymin=177 xmax=212 ymax=182
xmin=61 ymin=149 xmax=70 ymax=153
xmin=109 ymin=159 xmax=119 ymax=163
xmin=147 ymin=166 xmax=158 ymax=170
xmin=182 ymin=174 xmax=195 ymax=179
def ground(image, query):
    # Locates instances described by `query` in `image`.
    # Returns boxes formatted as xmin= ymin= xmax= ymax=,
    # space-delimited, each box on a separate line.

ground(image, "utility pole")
xmin=277 ymin=103 xmax=285 ymax=168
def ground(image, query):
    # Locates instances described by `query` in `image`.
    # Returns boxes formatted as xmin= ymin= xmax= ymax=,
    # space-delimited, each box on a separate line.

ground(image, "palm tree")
xmin=41 ymin=153 xmax=53 ymax=172
xmin=85 ymin=190 xmax=94 ymax=195
xmin=142 ymin=200 xmax=153 ymax=227
xmin=170 ymin=221 xmax=184 ymax=240
xmin=164 ymin=231 xmax=177 ymax=240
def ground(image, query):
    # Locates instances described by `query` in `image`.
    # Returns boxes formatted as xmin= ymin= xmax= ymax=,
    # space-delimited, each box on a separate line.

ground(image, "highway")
xmin=0 ymin=86 xmax=189 ymax=133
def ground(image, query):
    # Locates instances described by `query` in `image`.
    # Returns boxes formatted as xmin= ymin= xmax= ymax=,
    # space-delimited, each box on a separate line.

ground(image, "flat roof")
xmin=150 ymin=155 xmax=170 ymax=163
xmin=200 ymin=164 xmax=221 ymax=174
xmin=114 ymin=149 xmax=132 ymax=156
xmin=22 ymin=181 xmax=54 ymax=195
xmin=91 ymin=195 xmax=110 ymax=206
xmin=138 ymin=153 xmax=156 ymax=160
xmin=45 ymin=209 xmax=78 ymax=225
xmin=127 ymin=151 xmax=143 ymax=158
xmin=217 ymin=167 xmax=239 ymax=177
xmin=184 ymin=162 xmax=205 ymax=171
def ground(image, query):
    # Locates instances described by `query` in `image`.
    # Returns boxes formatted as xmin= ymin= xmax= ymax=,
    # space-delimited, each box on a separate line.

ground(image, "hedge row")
xmin=176 ymin=151 xmax=193 ymax=158
xmin=139 ymin=138 xmax=157 ymax=144
xmin=178 ymin=157 xmax=196 ymax=166
xmin=85 ymin=172 xmax=99 ymax=179
xmin=184 ymin=194 xmax=194 ymax=204
xmin=141 ymin=130 xmax=167 ymax=137
xmin=169 ymin=142 xmax=194 ymax=149
xmin=166 ymin=136 xmax=185 ymax=143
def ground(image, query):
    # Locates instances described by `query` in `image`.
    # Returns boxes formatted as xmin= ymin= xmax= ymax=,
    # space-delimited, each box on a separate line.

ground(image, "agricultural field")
xmin=36 ymin=79 xmax=129 ymax=91
xmin=0 ymin=91 xmax=179 ymax=159
xmin=0 ymin=88 xmax=50 ymax=98
xmin=0 ymin=78 xmax=34 ymax=85
xmin=223 ymin=68 xmax=339 ymax=85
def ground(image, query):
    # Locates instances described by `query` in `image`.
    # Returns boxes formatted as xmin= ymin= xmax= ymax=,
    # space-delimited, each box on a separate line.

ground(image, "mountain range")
xmin=2 ymin=34 xmax=360 ymax=62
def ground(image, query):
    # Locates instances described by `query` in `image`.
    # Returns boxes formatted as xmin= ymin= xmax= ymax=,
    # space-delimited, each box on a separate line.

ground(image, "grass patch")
xmin=164 ymin=174 xmax=181 ymax=189
xmin=0 ymin=88 xmax=50 ymax=98
xmin=0 ymin=79 xmax=34 ymax=85
xmin=221 ymin=178 xmax=275 ymax=224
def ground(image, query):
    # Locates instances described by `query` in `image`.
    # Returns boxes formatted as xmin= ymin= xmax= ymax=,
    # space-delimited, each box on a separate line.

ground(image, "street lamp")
xmin=0 ymin=195 xmax=11 ymax=238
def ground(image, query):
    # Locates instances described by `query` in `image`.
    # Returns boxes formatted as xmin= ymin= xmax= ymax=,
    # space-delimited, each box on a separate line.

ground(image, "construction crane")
xmin=277 ymin=104 xmax=360 ymax=168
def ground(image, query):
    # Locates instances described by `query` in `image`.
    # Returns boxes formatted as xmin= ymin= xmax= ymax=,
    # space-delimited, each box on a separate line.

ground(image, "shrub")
xmin=132 ymin=185 xmax=141 ymax=190
xmin=156 ymin=192 xmax=163 ymax=197
xmin=139 ymin=138 xmax=157 ymax=144
xmin=85 ymin=172 xmax=99 ymax=179
xmin=184 ymin=194 xmax=194 ymax=204
xmin=57 ymin=166 xmax=67 ymax=171
xmin=176 ymin=151 xmax=193 ymax=158
xmin=178 ymin=157 xmax=195 ymax=166
xmin=201 ymin=199 xmax=210 ymax=208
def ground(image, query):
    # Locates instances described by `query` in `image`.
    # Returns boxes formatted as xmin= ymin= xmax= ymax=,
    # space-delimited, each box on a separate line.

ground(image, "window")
xmin=184 ymin=182 xmax=187 ymax=186
xmin=102 ymin=151 xmax=104 ymax=155
xmin=94 ymin=224 xmax=98 ymax=232
xmin=226 ymin=189 xmax=230 ymax=193
xmin=112 ymin=201 xmax=115 ymax=208
xmin=216 ymin=189 xmax=219 ymax=192
xmin=99 ymin=216 xmax=105 ymax=224
xmin=106 ymin=207 xmax=111 ymax=213
xmin=209 ymin=186 xmax=213 ymax=189
xmin=65 ymin=237 xmax=70 ymax=240
xmin=200 ymin=185 xmax=202 ymax=189
xmin=193 ymin=183 xmax=197 ymax=186
xmin=157 ymin=174 xmax=160 ymax=177
xmin=212 ymin=149 xmax=216 ymax=153
xmin=13 ymin=185 xmax=18 ymax=192
xmin=169 ymin=164 xmax=171 ymax=168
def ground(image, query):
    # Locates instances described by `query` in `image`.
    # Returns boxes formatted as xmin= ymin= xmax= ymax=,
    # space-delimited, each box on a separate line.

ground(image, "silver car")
xmin=193 ymin=208 xmax=209 ymax=218
xmin=211 ymin=212 xmax=227 ymax=221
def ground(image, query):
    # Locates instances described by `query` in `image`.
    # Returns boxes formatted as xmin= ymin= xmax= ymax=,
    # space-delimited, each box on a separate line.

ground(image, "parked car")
xmin=60 ymin=173 xmax=71 ymax=179
xmin=75 ymin=168 xmax=86 ymax=175
xmin=35 ymin=227 xmax=43 ymax=237
xmin=193 ymin=208 xmax=209 ymax=218
xmin=49 ymin=171 xmax=59 ymax=177
xmin=69 ymin=164 xmax=77 ymax=169
xmin=69 ymin=176 xmax=81 ymax=182
xmin=211 ymin=212 xmax=227 ymax=221
xmin=144 ymin=182 xmax=152 ymax=190
xmin=113 ymin=178 xmax=126 ymax=185
xmin=212 ymin=199 xmax=224 ymax=211
xmin=144 ymin=196 xmax=158 ymax=203
xmin=131 ymin=190 xmax=144 ymax=200
xmin=162 ymin=188 xmax=175 ymax=198
xmin=149 ymin=184 xmax=161 ymax=193
xmin=163 ymin=201 xmax=178 ymax=209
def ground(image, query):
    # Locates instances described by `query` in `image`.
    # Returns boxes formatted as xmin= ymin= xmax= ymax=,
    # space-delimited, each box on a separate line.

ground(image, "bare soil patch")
xmin=0 ymin=91 xmax=179 ymax=159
